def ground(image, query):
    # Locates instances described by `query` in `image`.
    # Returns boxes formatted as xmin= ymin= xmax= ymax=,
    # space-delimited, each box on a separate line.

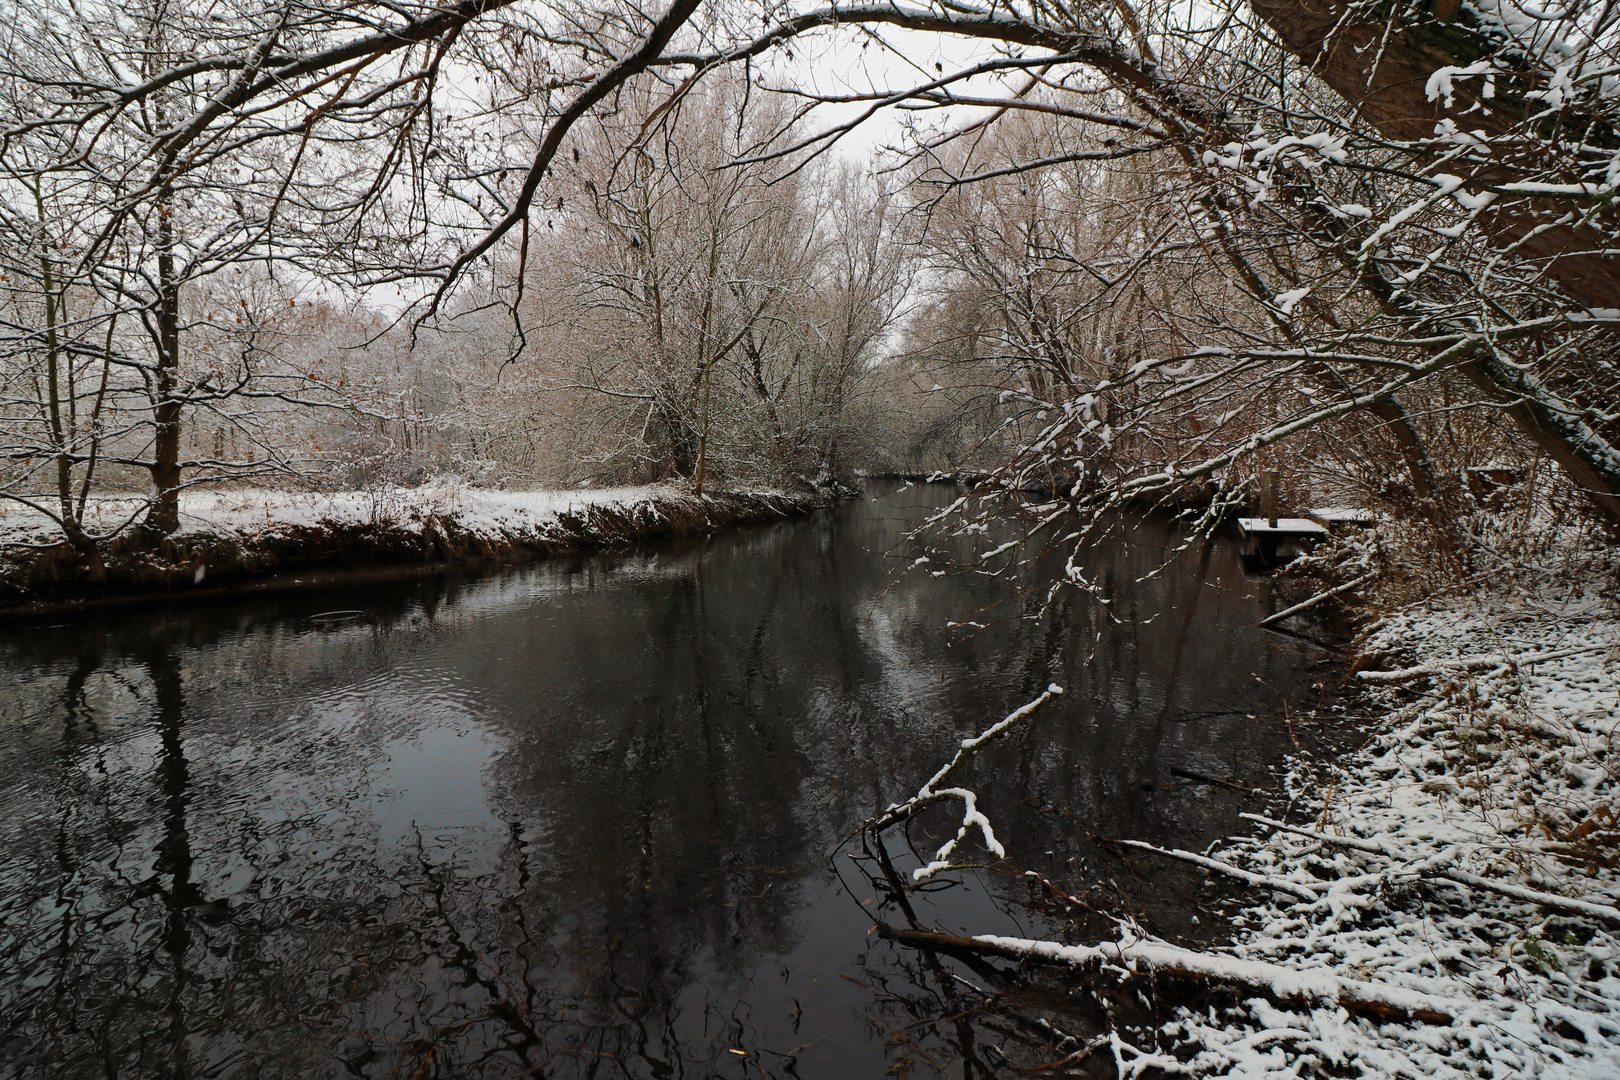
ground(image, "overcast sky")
xmin=755 ymin=24 xmax=1019 ymax=160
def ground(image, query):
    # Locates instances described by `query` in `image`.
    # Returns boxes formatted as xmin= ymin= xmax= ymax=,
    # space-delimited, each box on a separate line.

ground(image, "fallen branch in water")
xmin=1168 ymin=765 xmax=1253 ymax=793
xmin=876 ymin=923 xmax=1457 ymax=1024
xmin=1241 ymin=814 xmax=1620 ymax=927
xmin=1258 ymin=572 xmax=1374 ymax=627
xmin=867 ymin=684 xmax=1064 ymax=881
xmin=1116 ymin=839 xmax=1319 ymax=902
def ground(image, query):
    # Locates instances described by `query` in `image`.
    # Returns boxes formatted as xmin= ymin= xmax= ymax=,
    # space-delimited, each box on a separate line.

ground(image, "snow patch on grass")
xmin=0 ymin=482 xmax=783 ymax=547
xmin=1155 ymin=590 xmax=1620 ymax=1078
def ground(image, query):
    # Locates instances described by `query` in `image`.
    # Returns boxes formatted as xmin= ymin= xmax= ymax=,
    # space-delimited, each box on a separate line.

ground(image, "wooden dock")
xmin=1236 ymin=516 xmax=1328 ymax=572
xmin=1239 ymin=469 xmax=1374 ymax=569
xmin=1306 ymin=507 xmax=1377 ymax=528
xmin=1237 ymin=517 xmax=1330 ymax=539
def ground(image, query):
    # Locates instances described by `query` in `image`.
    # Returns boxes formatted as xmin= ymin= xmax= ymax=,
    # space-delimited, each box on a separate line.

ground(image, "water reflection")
xmin=0 ymin=486 xmax=1317 ymax=1078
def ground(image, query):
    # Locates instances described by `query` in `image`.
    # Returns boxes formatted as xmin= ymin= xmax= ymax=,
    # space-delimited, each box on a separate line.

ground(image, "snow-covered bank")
xmin=0 ymin=483 xmax=820 ymax=610
xmin=1118 ymin=586 xmax=1620 ymax=1077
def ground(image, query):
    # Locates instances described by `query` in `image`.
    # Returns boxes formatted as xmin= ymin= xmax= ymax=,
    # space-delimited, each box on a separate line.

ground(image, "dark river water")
xmin=0 ymin=485 xmax=1321 ymax=1079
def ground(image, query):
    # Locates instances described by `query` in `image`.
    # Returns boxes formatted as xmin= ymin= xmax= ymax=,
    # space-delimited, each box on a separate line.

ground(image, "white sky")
xmin=756 ymin=25 xmax=1019 ymax=160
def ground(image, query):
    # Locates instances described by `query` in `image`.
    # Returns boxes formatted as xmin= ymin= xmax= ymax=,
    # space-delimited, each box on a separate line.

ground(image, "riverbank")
xmin=859 ymin=535 xmax=1619 ymax=1076
xmin=0 ymin=483 xmax=822 ymax=616
xmin=1058 ymin=565 xmax=1620 ymax=1077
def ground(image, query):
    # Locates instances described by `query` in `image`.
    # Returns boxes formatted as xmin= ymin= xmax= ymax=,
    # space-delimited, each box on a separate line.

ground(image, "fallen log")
xmin=1356 ymin=644 xmax=1611 ymax=685
xmin=876 ymin=924 xmax=1456 ymax=1024
xmin=1258 ymin=572 xmax=1374 ymax=627
xmin=1241 ymin=814 xmax=1620 ymax=928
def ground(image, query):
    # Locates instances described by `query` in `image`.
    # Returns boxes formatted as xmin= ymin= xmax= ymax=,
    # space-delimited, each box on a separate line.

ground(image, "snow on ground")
xmin=1123 ymin=587 xmax=1620 ymax=1078
xmin=0 ymin=482 xmax=720 ymax=547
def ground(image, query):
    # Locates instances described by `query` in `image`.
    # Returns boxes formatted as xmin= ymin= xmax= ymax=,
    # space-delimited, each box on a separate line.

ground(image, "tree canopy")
xmin=3 ymin=0 xmax=1618 ymax=555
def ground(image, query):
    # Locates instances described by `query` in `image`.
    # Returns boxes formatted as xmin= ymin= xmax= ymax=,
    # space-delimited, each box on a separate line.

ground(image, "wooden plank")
xmin=1237 ymin=516 xmax=1328 ymax=537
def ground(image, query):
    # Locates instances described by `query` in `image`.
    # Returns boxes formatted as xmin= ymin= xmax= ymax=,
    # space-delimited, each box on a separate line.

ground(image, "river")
xmin=0 ymin=484 xmax=1322 ymax=1078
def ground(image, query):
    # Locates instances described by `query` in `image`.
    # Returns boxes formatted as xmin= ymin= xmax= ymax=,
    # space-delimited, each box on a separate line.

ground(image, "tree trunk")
xmin=37 ymin=194 xmax=108 ymax=581
xmin=1244 ymin=0 xmax=1620 ymax=524
xmin=663 ymin=405 xmax=699 ymax=479
xmin=144 ymin=204 xmax=184 ymax=537
xmin=1366 ymin=397 xmax=1438 ymax=503
xmin=1248 ymin=0 xmax=1620 ymax=310
xmin=1457 ymin=357 xmax=1620 ymax=523
xmin=815 ymin=439 xmax=840 ymax=489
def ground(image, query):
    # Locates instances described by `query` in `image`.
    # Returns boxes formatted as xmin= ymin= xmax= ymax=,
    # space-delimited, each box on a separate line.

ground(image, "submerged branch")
xmin=877 ymin=923 xmax=1458 ymax=1024
xmin=1258 ymin=573 xmax=1375 ymax=627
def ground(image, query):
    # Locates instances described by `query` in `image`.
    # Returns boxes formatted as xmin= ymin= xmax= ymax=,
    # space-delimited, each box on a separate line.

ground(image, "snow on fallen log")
xmin=878 ymin=924 xmax=1457 ymax=1024
xmin=1117 ymin=839 xmax=1320 ymax=902
xmin=1355 ymin=643 xmax=1611 ymax=684
xmin=1241 ymin=813 xmax=1620 ymax=927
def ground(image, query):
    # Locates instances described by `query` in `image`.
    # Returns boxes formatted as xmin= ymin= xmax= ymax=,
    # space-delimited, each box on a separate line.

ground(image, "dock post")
xmin=1260 ymin=470 xmax=1279 ymax=529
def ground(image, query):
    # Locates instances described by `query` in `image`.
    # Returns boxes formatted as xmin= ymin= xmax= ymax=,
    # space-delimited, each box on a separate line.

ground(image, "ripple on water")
xmin=0 ymin=486 xmax=1322 ymax=1078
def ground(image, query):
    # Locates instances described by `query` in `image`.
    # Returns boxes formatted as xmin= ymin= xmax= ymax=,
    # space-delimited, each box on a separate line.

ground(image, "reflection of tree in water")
xmin=405 ymin=539 xmax=858 ymax=1074
xmin=0 ymin=489 xmax=1318 ymax=1078
xmin=0 ymin=603 xmax=830 ymax=1078
xmin=0 ymin=640 xmax=410 ymax=1078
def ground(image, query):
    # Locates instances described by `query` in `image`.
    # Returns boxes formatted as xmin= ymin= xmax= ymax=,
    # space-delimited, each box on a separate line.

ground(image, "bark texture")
xmin=1247 ymin=0 xmax=1620 ymax=520
xmin=1248 ymin=0 xmax=1620 ymax=309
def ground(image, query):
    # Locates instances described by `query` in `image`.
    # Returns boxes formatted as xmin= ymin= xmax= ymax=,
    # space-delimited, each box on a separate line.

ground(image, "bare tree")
xmin=5 ymin=0 xmax=1617 ymax=561
xmin=486 ymin=75 xmax=908 ymax=489
xmin=0 ymin=0 xmax=378 ymax=550
xmin=548 ymin=76 xmax=812 ymax=485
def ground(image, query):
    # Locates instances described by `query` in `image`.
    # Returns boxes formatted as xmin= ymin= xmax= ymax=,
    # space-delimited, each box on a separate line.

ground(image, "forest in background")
xmin=2 ymin=0 xmax=1617 ymax=582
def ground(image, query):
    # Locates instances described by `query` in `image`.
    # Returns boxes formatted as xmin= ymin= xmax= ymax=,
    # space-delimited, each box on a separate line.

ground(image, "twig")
xmin=1026 ymin=1035 xmax=1109 ymax=1071
xmin=1169 ymin=765 xmax=1254 ymax=793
